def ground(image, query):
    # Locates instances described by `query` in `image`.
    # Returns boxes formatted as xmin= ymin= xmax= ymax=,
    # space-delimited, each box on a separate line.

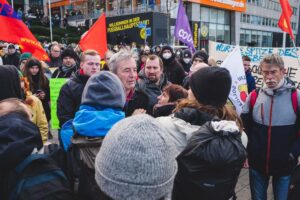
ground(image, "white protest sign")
xmin=209 ymin=41 xmax=300 ymax=89
xmin=221 ymin=46 xmax=247 ymax=114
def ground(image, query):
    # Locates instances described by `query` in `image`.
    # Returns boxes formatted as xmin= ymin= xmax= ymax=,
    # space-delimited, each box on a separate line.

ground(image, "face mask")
xmin=163 ymin=53 xmax=172 ymax=59
xmin=183 ymin=58 xmax=191 ymax=64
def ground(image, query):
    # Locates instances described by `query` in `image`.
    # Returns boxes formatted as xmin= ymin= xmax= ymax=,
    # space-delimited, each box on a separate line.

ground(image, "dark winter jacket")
xmin=0 ymin=112 xmax=43 ymax=171
xmin=172 ymin=120 xmax=247 ymax=200
xmin=57 ymin=71 xmax=89 ymax=127
xmin=241 ymin=80 xmax=300 ymax=176
xmin=46 ymin=56 xmax=62 ymax=69
xmin=245 ymin=69 xmax=256 ymax=93
xmin=153 ymin=104 xmax=176 ymax=117
xmin=31 ymin=75 xmax=51 ymax=121
xmin=161 ymin=55 xmax=186 ymax=85
xmin=3 ymin=52 xmax=20 ymax=68
xmin=52 ymin=64 xmax=79 ymax=78
xmin=127 ymin=72 xmax=169 ymax=116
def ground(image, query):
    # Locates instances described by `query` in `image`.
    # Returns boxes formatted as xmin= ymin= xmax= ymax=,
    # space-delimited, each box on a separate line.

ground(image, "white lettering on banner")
xmin=209 ymin=41 xmax=300 ymax=89
xmin=178 ymin=29 xmax=193 ymax=43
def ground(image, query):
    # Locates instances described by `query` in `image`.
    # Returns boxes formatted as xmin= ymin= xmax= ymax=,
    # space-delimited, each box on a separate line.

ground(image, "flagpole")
xmin=282 ymin=32 xmax=286 ymax=48
xmin=11 ymin=0 xmax=14 ymax=9
xmin=48 ymin=0 xmax=53 ymax=42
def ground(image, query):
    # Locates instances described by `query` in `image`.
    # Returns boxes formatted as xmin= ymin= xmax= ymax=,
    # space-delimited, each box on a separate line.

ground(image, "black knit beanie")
xmin=189 ymin=67 xmax=231 ymax=107
xmin=161 ymin=45 xmax=173 ymax=53
xmin=192 ymin=50 xmax=209 ymax=64
xmin=61 ymin=48 xmax=78 ymax=60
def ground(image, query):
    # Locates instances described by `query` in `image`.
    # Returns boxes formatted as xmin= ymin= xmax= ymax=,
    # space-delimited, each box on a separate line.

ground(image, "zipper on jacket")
xmin=266 ymin=96 xmax=274 ymax=175
xmin=261 ymin=103 xmax=265 ymax=124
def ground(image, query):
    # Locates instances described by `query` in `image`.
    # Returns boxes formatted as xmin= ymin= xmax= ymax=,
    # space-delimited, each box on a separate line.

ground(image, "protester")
xmin=19 ymin=52 xmax=32 ymax=73
xmin=94 ymin=114 xmax=177 ymax=200
xmin=0 ymin=98 xmax=73 ymax=200
xmin=156 ymin=67 xmax=246 ymax=155
xmin=46 ymin=43 xmax=62 ymax=69
xmin=108 ymin=50 xmax=138 ymax=115
xmin=242 ymin=55 xmax=256 ymax=92
xmin=61 ymin=71 xmax=126 ymax=199
xmin=241 ymin=54 xmax=300 ymax=200
xmin=180 ymin=49 xmax=192 ymax=73
xmin=52 ymin=48 xmax=79 ymax=78
xmin=2 ymin=44 xmax=20 ymax=68
xmin=161 ymin=67 xmax=247 ymax=200
xmin=57 ymin=50 xmax=101 ymax=127
xmin=0 ymin=65 xmax=22 ymax=101
xmin=127 ymin=54 xmax=169 ymax=116
xmin=102 ymin=50 xmax=114 ymax=71
xmin=24 ymin=58 xmax=51 ymax=123
xmin=153 ymin=84 xmax=188 ymax=117
xmin=160 ymin=45 xmax=185 ymax=85
xmin=182 ymin=62 xmax=209 ymax=89
xmin=20 ymin=76 xmax=49 ymax=144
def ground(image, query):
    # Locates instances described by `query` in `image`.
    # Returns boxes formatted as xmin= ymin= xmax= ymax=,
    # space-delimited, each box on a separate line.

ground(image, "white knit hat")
xmin=94 ymin=114 xmax=178 ymax=200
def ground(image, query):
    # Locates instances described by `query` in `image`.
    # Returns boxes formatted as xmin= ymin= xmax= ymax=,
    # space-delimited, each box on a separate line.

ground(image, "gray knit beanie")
xmin=95 ymin=114 xmax=178 ymax=200
xmin=81 ymin=71 xmax=125 ymax=109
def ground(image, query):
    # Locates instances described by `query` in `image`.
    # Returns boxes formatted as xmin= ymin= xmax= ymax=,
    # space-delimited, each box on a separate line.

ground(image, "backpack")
xmin=288 ymin=164 xmax=300 ymax=200
xmin=172 ymin=121 xmax=247 ymax=200
xmin=67 ymin=132 xmax=104 ymax=200
xmin=2 ymin=154 xmax=73 ymax=200
xmin=249 ymin=88 xmax=298 ymax=113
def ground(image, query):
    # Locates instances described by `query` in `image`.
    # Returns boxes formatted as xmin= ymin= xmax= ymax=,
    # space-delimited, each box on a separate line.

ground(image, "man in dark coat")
xmin=57 ymin=50 xmax=100 ymax=127
xmin=3 ymin=44 xmax=20 ymax=69
xmin=242 ymin=55 xmax=256 ymax=93
xmin=126 ymin=54 xmax=169 ymax=116
xmin=52 ymin=48 xmax=79 ymax=78
xmin=159 ymin=45 xmax=186 ymax=85
xmin=46 ymin=44 xmax=62 ymax=69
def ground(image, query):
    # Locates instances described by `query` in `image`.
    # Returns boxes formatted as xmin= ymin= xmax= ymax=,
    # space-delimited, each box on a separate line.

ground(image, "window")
xmin=210 ymin=9 xmax=218 ymax=23
xmin=217 ymin=24 xmax=225 ymax=42
xmin=218 ymin=10 xmax=225 ymax=24
xmin=209 ymin=23 xmax=216 ymax=41
xmin=224 ymin=25 xmax=230 ymax=44
xmin=200 ymin=7 xmax=209 ymax=22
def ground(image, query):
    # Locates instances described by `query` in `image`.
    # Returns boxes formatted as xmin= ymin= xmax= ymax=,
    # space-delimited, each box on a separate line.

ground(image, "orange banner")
xmin=187 ymin=0 xmax=246 ymax=12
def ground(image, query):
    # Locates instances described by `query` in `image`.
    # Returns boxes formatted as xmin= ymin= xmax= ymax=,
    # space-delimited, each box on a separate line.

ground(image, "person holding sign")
xmin=241 ymin=54 xmax=300 ymax=200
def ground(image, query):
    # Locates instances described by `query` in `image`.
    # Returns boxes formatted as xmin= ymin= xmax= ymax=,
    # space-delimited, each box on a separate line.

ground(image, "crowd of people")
xmin=0 ymin=40 xmax=300 ymax=200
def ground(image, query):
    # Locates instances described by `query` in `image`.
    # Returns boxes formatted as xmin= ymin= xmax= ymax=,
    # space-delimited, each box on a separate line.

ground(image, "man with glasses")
xmin=57 ymin=49 xmax=100 ymax=127
xmin=241 ymin=54 xmax=300 ymax=200
xmin=46 ymin=44 xmax=62 ymax=70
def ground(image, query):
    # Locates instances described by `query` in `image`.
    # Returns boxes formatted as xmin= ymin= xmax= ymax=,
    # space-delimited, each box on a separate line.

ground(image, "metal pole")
xmin=11 ymin=0 xmax=14 ymax=9
xmin=282 ymin=32 xmax=286 ymax=48
xmin=48 ymin=0 xmax=53 ymax=42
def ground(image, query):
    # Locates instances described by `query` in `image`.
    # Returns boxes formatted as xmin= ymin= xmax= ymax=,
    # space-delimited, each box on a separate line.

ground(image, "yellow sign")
xmin=107 ymin=17 xmax=150 ymax=33
xmin=140 ymin=28 xmax=146 ymax=39
xmin=201 ymin=24 xmax=209 ymax=38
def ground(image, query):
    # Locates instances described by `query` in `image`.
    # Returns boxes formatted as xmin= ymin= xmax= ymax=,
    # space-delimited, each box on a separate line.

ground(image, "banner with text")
xmin=209 ymin=41 xmax=300 ymax=89
xmin=50 ymin=78 xmax=67 ymax=129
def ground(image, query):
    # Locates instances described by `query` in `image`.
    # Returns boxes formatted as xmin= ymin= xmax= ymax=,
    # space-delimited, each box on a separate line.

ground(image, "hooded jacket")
xmin=0 ymin=112 xmax=43 ymax=171
xmin=160 ymin=52 xmax=186 ymax=85
xmin=3 ymin=52 xmax=20 ymax=68
xmin=0 ymin=65 xmax=22 ymax=101
xmin=241 ymin=79 xmax=300 ymax=176
xmin=57 ymin=71 xmax=90 ymax=127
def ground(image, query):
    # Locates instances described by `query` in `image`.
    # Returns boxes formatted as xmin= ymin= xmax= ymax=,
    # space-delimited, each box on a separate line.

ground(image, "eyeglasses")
xmin=52 ymin=50 xmax=61 ymax=53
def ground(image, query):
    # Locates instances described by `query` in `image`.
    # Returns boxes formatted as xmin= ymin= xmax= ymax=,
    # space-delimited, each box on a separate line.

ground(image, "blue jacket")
xmin=241 ymin=80 xmax=300 ymax=176
xmin=245 ymin=70 xmax=256 ymax=93
xmin=60 ymin=105 xmax=125 ymax=151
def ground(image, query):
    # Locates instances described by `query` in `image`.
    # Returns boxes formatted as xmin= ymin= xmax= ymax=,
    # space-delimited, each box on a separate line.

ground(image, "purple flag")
xmin=174 ymin=0 xmax=195 ymax=52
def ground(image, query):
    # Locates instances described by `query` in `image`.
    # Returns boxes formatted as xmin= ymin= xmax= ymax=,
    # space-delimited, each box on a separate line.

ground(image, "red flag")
xmin=79 ymin=14 xmax=107 ymax=58
xmin=0 ymin=0 xmax=49 ymax=61
xmin=278 ymin=0 xmax=294 ymax=40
